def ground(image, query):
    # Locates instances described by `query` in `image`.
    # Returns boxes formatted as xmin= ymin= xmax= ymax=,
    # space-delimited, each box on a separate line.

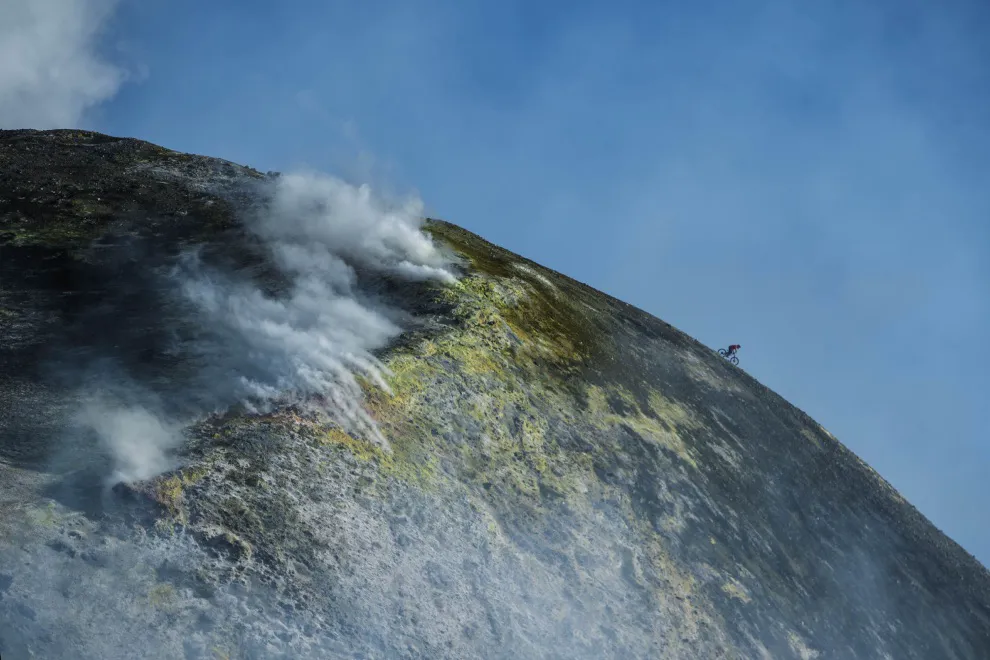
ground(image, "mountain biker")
xmin=726 ymin=344 xmax=741 ymax=357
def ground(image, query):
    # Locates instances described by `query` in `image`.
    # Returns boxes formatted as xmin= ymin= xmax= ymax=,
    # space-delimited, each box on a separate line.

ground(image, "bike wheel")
xmin=729 ymin=356 xmax=739 ymax=365
xmin=717 ymin=348 xmax=728 ymax=356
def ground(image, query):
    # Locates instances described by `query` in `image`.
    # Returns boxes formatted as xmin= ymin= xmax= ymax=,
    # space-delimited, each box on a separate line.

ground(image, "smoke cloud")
xmin=0 ymin=0 xmax=126 ymax=129
xmin=78 ymin=171 xmax=454 ymax=483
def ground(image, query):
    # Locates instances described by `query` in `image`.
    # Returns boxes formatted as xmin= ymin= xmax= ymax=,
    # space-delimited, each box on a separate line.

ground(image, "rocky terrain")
xmin=1 ymin=129 xmax=989 ymax=659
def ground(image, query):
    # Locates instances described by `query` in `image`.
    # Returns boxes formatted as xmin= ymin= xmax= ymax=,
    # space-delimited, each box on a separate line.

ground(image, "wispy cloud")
xmin=0 ymin=0 xmax=125 ymax=129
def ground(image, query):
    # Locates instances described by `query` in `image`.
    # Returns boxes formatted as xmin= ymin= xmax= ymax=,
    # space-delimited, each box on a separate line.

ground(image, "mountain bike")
xmin=717 ymin=348 xmax=739 ymax=365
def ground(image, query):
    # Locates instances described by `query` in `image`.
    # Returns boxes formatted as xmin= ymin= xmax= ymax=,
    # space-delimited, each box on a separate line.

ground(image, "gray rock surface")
xmin=2 ymin=129 xmax=989 ymax=659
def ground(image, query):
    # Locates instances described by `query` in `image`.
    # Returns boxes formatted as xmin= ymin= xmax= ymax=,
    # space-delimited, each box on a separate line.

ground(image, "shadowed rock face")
xmin=2 ymin=129 xmax=989 ymax=659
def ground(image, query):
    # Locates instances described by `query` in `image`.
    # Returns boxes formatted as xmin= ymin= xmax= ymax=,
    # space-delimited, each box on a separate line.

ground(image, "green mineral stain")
xmin=153 ymin=464 xmax=211 ymax=525
xmin=148 ymin=582 xmax=178 ymax=609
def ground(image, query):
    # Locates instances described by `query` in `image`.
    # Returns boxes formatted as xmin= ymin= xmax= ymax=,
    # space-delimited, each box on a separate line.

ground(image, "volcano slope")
xmin=1 ymin=129 xmax=989 ymax=660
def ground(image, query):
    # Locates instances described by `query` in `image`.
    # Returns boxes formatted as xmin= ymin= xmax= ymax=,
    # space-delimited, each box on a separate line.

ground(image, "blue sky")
xmin=3 ymin=0 xmax=989 ymax=564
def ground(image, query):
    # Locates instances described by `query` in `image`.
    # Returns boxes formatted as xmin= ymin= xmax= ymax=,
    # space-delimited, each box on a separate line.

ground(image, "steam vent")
xmin=2 ymin=129 xmax=989 ymax=659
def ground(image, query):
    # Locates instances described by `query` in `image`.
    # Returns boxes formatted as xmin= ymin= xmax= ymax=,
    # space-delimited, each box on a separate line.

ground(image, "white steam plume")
xmin=0 ymin=0 xmax=125 ymax=129
xmin=81 ymin=172 xmax=454 ymax=482
xmin=260 ymin=172 xmax=456 ymax=283
xmin=78 ymin=398 xmax=182 ymax=484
